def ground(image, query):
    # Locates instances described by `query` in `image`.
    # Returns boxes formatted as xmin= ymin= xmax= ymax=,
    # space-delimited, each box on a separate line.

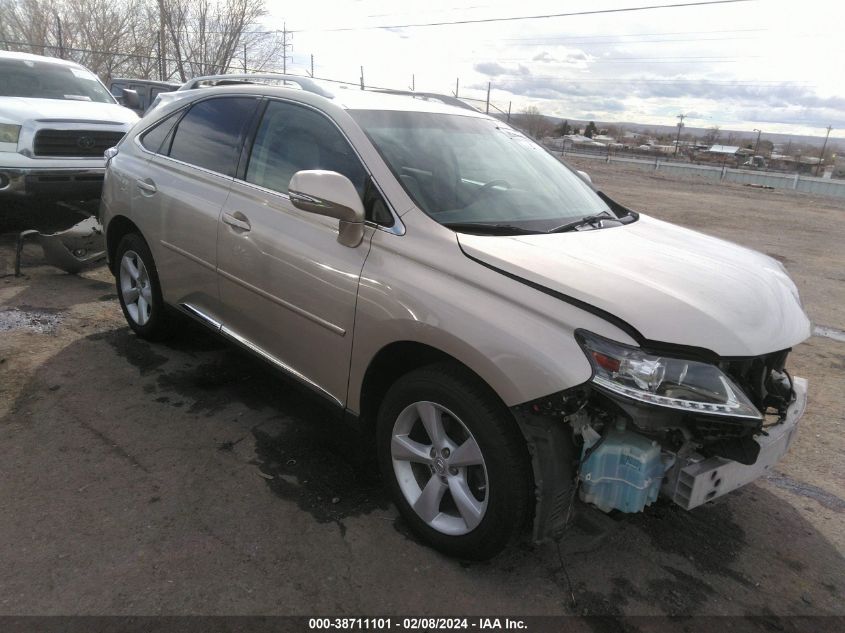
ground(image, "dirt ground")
xmin=0 ymin=165 xmax=843 ymax=622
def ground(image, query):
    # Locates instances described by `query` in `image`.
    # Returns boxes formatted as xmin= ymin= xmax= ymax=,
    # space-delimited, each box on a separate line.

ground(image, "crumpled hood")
xmin=458 ymin=214 xmax=811 ymax=357
xmin=0 ymin=97 xmax=138 ymax=127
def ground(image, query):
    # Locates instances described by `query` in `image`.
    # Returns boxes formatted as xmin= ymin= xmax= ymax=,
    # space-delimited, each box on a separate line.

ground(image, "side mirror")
xmin=120 ymin=88 xmax=141 ymax=110
xmin=576 ymin=170 xmax=592 ymax=184
xmin=288 ymin=170 xmax=366 ymax=247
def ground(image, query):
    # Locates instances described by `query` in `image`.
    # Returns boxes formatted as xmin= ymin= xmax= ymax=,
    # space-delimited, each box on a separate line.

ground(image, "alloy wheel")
xmin=119 ymin=250 xmax=153 ymax=326
xmin=391 ymin=401 xmax=489 ymax=535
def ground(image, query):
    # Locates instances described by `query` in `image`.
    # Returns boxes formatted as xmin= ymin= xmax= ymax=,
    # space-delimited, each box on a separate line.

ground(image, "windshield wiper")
xmin=547 ymin=212 xmax=616 ymax=234
xmin=442 ymin=222 xmax=542 ymax=235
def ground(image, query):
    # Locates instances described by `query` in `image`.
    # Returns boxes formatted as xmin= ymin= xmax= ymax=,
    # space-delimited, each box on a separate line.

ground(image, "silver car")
xmin=101 ymin=75 xmax=810 ymax=559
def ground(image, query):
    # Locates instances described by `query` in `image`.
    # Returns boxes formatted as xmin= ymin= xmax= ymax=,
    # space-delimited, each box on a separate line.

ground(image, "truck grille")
xmin=33 ymin=129 xmax=125 ymax=157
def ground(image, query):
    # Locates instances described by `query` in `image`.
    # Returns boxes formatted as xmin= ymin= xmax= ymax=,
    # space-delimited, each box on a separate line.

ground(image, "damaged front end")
xmin=512 ymin=330 xmax=807 ymax=542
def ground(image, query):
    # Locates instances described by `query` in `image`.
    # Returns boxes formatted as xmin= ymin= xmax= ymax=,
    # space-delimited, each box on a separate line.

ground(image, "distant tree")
xmin=584 ymin=121 xmax=598 ymax=138
xmin=514 ymin=105 xmax=553 ymax=139
xmin=0 ymin=0 xmax=283 ymax=82
xmin=757 ymin=140 xmax=774 ymax=156
xmin=703 ymin=126 xmax=721 ymax=146
xmin=555 ymin=119 xmax=571 ymax=137
xmin=604 ymin=125 xmax=620 ymax=138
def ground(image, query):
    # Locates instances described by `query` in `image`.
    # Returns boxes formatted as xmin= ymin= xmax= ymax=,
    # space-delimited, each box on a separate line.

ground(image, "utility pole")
xmin=309 ymin=54 xmax=314 ymax=77
xmin=507 ymin=101 xmax=511 ymax=123
xmin=281 ymin=23 xmax=290 ymax=75
xmin=411 ymin=74 xmax=415 ymax=91
xmin=454 ymin=77 xmax=459 ymax=98
xmin=816 ymin=125 xmax=833 ymax=177
xmin=674 ymin=113 xmax=685 ymax=156
xmin=243 ymin=44 xmax=247 ymax=72
xmin=360 ymin=66 xmax=364 ymax=90
xmin=55 ymin=12 xmax=64 ymax=59
xmin=486 ymin=81 xmax=491 ymax=114
xmin=753 ymin=129 xmax=762 ymax=155
xmin=158 ymin=5 xmax=165 ymax=81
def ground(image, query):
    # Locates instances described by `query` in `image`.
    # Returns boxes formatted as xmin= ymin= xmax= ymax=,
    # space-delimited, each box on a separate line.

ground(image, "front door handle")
xmin=222 ymin=211 xmax=251 ymax=232
xmin=136 ymin=178 xmax=157 ymax=195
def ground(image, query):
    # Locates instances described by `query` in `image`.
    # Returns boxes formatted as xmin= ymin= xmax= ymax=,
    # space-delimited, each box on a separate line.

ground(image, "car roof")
xmin=0 ymin=50 xmax=85 ymax=69
xmin=167 ymin=81 xmax=489 ymax=118
xmin=331 ymin=88 xmax=485 ymax=115
xmin=111 ymin=78 xmax=181 ymax=88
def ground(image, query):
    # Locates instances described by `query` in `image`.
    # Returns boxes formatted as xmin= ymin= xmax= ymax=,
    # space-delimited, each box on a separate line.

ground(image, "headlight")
xmin=0 ymin=124 xmax=21 ymax=144
xmin=577 ymin=331 xmax=761 ymax=420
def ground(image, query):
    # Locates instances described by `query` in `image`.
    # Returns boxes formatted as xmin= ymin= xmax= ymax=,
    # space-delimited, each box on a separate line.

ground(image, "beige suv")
xmin=101 ymin=75 xmax=810 ymax=559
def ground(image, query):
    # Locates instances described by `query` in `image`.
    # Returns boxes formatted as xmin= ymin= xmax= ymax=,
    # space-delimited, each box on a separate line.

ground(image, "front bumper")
xmin=662 ymin=376 xmax=807 ymax=509
xmin=0 ymin=166 xmax=106 ymax=199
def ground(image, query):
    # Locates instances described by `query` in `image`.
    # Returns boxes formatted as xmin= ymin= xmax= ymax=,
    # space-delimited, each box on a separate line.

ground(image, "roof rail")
xmin=370 ymin=89 xmax=479 ymax=112
xmin=178 ymin=73 xmax=334 ymax=99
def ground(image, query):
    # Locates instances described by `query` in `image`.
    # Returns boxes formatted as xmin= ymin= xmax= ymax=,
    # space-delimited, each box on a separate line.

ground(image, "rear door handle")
xmin=136 ymin=178 xmax=157 ymax=195
xmin=222 ymin=211 xmax=251 ymax=232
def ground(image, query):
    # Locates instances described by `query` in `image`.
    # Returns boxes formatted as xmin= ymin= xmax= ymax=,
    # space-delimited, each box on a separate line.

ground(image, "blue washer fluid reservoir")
xmin=579 ymin=423 xmax=674 ymax=513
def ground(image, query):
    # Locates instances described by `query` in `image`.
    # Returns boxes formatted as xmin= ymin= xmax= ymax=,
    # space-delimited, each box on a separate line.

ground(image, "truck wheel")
xmin=377 ymin=362 xmax=532 ymax=560
xmin=115 ymin=233 xmax=172 ymax=341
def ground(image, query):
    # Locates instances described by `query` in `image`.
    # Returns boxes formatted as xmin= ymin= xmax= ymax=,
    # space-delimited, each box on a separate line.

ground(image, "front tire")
xmin=115 ymin=233 xmax=172 ymax=341
xmin=377 ymin=363 xmax=532 ymax=560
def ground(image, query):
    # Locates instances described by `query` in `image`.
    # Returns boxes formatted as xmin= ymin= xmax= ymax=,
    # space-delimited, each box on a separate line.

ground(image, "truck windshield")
xmin=349 ymin=109 xmax=613 ymax=233
xmin=0 ymin=59 xmax=115 ymax=104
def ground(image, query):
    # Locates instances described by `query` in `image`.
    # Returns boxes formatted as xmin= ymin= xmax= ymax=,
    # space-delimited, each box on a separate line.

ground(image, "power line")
xmin=291 ymin=0 xmax=754 ymax=32
xmin=483 ymin=55 xmax=762 ymax=62
xmin=498 ymin=27 xmax=766 ymax=42
xmin=489 ymin=75 xmax=818 ymax=85
xmin=495 ymin=34 xmax=764 ymax=45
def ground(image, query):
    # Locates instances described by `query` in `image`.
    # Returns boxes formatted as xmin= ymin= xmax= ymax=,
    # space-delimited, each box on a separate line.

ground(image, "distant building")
xmin=767 ymin=154 xmax=823 ymax=174
xmin=707 ymin=145 xmax=741 ymax=155
xmin=563 ymin=134 xmax=602 ymax=145
xmin=834 ymin=156 xmax=845 ymax=179
xmin=650 ymin=144 xmax=676 ymax=154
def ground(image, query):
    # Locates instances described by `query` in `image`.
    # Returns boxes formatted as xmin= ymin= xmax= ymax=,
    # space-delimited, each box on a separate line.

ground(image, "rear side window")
xmin=139 ymin=111 xmax=181 ymax=154
xmin=169 ymin=97 xmax=257 ymax=177
xmin=245 ymin=100 xmax=367 ymax=197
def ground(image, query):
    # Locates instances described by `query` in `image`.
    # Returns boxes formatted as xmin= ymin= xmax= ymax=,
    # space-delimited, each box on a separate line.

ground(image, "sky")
xmin=263 ymin=0 xmax=845 ymax=140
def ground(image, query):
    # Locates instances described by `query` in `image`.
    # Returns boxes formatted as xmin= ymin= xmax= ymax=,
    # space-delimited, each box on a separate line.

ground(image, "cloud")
xmin=474 ymin=62 xmax=532 ymax=77
xmin=473 ymin=62 xmax=510 ymax=77
xmin=531 ymin=50 xmax=589 ymax=64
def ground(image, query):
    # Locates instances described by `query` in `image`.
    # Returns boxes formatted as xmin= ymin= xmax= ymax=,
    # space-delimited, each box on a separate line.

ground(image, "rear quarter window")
xmin=139 ymin=111 xmax=181 ymax=154
xmin=168 ymin=97 xmax=258 ymax=177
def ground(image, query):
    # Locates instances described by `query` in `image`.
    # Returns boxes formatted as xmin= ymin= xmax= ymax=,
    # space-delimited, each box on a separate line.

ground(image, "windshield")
xmin=349 ymin=109 xmax=613 ymax=232
xmin=0 ymin=59 xmax=115 ymax=104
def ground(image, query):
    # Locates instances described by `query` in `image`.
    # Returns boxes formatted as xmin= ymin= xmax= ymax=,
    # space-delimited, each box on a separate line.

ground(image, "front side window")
xmin=168 ymin=97 xmax=257 ymax=177
xmin=349 ymin=110 xmax=614 ymax=233
xmin=0 ymin=58 xmax=115 ymax=103
xmin=245 ymin=100 xmax=367 ymax=198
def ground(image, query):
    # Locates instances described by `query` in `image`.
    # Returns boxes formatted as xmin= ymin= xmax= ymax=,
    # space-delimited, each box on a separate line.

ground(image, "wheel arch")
xmin=356 ymin=340 xmax=515 ymax=431
xmin=105 ymin=215 xmax=142 ymax=273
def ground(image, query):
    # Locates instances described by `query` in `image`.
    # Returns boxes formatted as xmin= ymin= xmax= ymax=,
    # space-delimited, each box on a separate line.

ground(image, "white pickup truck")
xmin=0 ymin=51 xmax=138 ymax=201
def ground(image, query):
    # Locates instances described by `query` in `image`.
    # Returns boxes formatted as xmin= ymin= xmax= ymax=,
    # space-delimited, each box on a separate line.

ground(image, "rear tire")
xmin=377 ymin=362 xmax=532 ymax=560
xmin=115 ymin=232 xmax=172 ymax=341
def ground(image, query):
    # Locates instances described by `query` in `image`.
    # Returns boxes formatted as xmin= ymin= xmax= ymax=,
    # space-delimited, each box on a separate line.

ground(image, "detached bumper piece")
xmin=662 ymin=376 xmax=807 ymax=509
xmin=15 ymin=216 xmax=106 ymax=275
